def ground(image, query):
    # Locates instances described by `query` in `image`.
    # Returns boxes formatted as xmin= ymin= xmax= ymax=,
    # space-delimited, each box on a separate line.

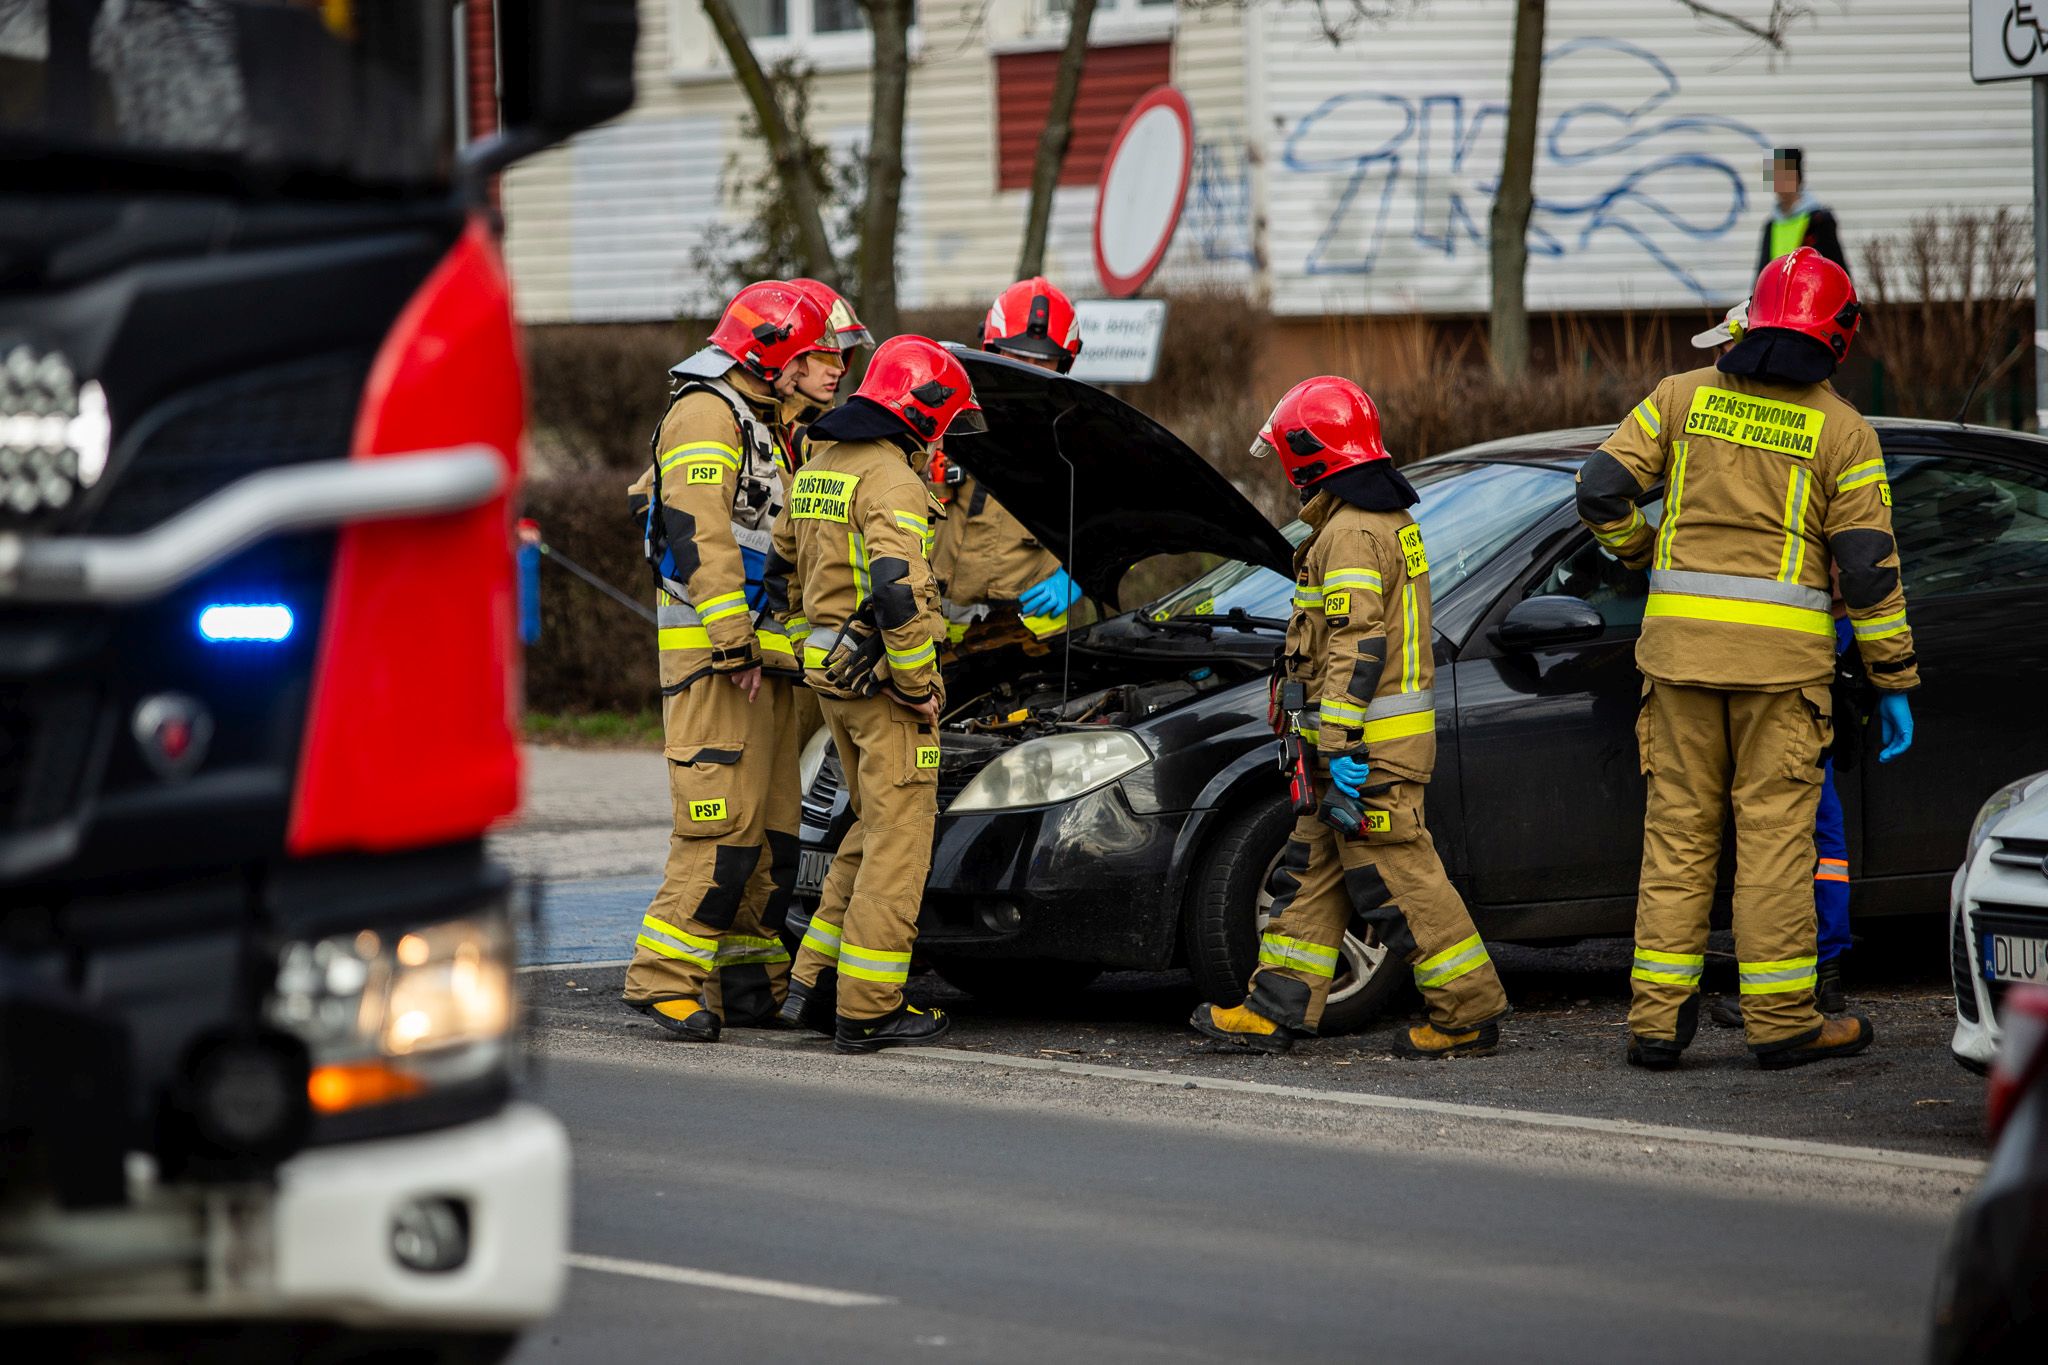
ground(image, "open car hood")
xmin=943 ymin=348 xmax=1295 ymax=601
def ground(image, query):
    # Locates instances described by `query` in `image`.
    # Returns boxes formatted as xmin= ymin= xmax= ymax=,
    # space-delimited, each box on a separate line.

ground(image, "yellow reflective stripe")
xmin=1776 ymin=465 xmax=1814 ymax=583
xmin=838 ymin=942 xmax=912 ymax=983
xmin=804 ymin=645 xmax=832 ymax=670
xmin=893 ymin=511 xmax=926 ymax=533
xmin=1593 ymin=507 xmax=1644 ymax=547
xmin=658 ymin=626 xmax=711 ymax=651
xmin=1362 ymin=708 xmax=1434 ymax=743
xmin=1258 ymin=932 xmax=1340 ymax=979
xmin=886 ymin=639 xmax=937 ymax=669
xmin=637 ymin=916 xmax=717 ymax=967
xmin=697 ymin=590 xmax=751 ymax=625
xmin=1630 ymin=947 xmax=1705 ymax=986
xmin=715 ymin=933 xmax=791 ymax=965
xmin=799 ymin=918 xmax=843 ymax=961
xmin=1851 ymin=610 xmax=1909 ymax=641
xmin=1632 ymin=398 xmax=1661 ymax=438
xmin=1323 ymin=569 xmax=1383 ymax=593
xmin=1020 ymin=612 xmax=1066 ymax=637
xmin=1836 ymin=458 xmax=1888 ymax=493
xmin=1654 ymin=441 xmax=1688 ymax=571
xmin=660 ymin=441 xmax=742 ymax=474
xmin=1415 ymin=933 xmax=1489 ymax=989
xmin=1738 ymin=955 xmax=1818 ymax=994
xmin=1643 ymin=593 xmax=1834 ymax=637
xmin=757 ymin=630 xmax=796 ymax=658
xmin=849 ymin=531 xmax=870 ymax=599
xmin=1319 ymin=698 xmax=1367 ymax=725
xmin=1401 ymin=584 xmax=1420 ymax=692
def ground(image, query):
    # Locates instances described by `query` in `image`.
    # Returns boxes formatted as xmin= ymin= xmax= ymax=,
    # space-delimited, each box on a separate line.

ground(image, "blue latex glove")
xmin=1328 ymin=755 xmax=1371 ymax=797
xmin=1877 ymin=692 xmax=1914 ymax=763
xmin=1018 ymin=567 xmax=1082 ymax=618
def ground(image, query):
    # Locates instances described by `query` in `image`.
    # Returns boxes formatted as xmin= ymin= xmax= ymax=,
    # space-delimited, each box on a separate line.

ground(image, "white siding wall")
xmin=501 ymin=0 xmax=1255 ymax=322
xmin=1257 ymin=0 xmax=2035 ymax=316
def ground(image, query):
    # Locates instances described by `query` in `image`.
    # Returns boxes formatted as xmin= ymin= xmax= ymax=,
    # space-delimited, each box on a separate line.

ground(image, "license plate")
xmin=1984 ymin=931 xmax=2048 ymax=985
xmin=796 ymin=849 xmax=832 ymax=896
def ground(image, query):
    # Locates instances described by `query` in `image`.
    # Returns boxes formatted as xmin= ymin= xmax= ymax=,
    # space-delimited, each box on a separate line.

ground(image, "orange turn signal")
xmin=307 ymin=1061 xmax=427 ymax=1115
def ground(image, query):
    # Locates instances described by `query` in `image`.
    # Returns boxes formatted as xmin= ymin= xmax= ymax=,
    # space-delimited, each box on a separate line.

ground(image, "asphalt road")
xmin=509 ymin=1026 xmax=1965 ymax=1365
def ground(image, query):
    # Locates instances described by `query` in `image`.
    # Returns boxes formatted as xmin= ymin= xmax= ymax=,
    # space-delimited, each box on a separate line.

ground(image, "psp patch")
xmin=688 ymin=798 xmax=728 ymax=822
xmin=1362 ymin=810 xmax=1392 ymax=834
xmin=1324 ymin=590 xmax=1351 ymax=618
xmin=685 ymin=463 xmax=724 ymax=485
xmin=916 ymin=746 xmax=942 ymax=769
xmin=1397 ymin=524 xmax=1430 ymax=576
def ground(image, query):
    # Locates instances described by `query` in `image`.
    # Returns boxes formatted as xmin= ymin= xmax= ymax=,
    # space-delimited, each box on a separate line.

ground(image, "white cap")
xmin=1691 ymin=299 xmax=1749 ymax=349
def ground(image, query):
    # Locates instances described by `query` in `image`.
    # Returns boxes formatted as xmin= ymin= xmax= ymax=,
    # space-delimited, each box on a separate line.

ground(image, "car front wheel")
xmin=1183 ymin=791 xmax=1409 ymax=1036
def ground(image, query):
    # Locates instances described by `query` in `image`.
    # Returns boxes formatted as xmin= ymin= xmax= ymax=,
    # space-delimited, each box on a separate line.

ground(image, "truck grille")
xmin=1991 ymin=836 xmax=2048 ymax=878
xmin=0 ymin=687 xmax=99 ymax=835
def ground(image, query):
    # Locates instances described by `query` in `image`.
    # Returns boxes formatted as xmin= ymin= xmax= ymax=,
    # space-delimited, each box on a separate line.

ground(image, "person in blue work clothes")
xmin=1689 ymin=305 xmax=1856 ymax=1023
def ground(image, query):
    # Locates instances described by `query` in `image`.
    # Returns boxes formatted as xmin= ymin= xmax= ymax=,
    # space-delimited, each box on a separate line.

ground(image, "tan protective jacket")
xmin=1285 ymin=491 xmax=1438 ymax=784
xmin=929 ymin=475 xmax=1064 ymax=635
xmin=773 ymin=438 xmax=947 ymax=704
xmin=1578 ymin=366 xmax=1918 ymax=692
xmin=628 ymin=368 xmax=804 ymax=689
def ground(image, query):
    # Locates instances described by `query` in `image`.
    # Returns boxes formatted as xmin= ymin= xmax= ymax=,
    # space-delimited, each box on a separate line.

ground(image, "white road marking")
xmin=888 ymin=1047 xmax=1987 ymax=1178
xmin=567 ymin=1251 xmax=895 ymax=1307
xmin=520 ymin=959 xmax=633 ymax=973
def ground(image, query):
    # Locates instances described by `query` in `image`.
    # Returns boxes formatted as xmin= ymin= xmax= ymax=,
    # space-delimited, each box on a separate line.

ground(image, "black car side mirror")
xmin=465 ymin=0 xmax=639 ymax=179
xmin=1495 ymin=595 xmax=1607 ymax=651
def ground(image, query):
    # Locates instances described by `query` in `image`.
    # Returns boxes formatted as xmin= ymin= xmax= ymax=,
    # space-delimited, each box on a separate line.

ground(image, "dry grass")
xmin=1860 ymin=208 xmax=2035 ymax=424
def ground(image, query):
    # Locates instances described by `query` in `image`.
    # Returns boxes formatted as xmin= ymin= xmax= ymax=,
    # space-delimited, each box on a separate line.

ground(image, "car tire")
xmin=927 ymin=956 xmax=1103 ymax=1005
xmin=1182 ymin=791 xmax=1411 ymax=1036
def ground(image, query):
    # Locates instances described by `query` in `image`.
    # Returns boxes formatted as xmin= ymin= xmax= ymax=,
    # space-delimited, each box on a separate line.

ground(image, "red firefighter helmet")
xmin=855 ymin=336 xmax=986 ymax=444
xmin=788 ymin=277 xmax=874 ymax=351
xmin=706 ymin=280 xmax=837 ymax=382
xmin=1746 ymin=247 xmax=1861 ymax=362
xmin=979 ymin=277 xmax=1083 ymax=372
xmin=1251 ymin=376 xmax=1391 ymax=489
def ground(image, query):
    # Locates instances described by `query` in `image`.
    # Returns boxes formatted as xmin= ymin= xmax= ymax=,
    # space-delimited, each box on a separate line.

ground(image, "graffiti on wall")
xmin=1281 ymin=37 xmax=1772 ymax=298
xmin=1185 ymin=134 xmax=1259 ymax=268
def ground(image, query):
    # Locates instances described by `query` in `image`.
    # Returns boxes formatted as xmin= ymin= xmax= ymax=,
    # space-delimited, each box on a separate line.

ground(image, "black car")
xmin=791 ymin=353 xmax=2048 ymax=1033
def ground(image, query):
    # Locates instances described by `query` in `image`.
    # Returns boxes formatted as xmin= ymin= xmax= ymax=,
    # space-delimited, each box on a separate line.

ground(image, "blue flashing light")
xmin=198 ymin=603 xmax=294 ymax=643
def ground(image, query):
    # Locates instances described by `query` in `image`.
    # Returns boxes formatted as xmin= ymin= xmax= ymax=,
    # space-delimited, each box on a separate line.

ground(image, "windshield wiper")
xmin=1160 ymin=608 xmax=1286 ymax=633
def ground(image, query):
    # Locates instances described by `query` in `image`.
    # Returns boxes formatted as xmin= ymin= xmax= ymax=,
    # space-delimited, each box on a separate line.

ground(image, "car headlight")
xmin=798 ymin=724 xmax=834 ymax=797
xmin=269 ymin=910 xmax=514 ymax=1117
xmin=1967 ymin=770 xmax=2048 ymax=862
xmin=946 ymin=729 xmax=1153 ymax=813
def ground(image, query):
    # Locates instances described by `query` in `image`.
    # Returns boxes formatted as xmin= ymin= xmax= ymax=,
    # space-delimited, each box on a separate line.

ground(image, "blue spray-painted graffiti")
xmin=1186 ymin=136 xmax=1259 ymax=268
xmin=1281 ymin=37 xmax=1771 ymax=298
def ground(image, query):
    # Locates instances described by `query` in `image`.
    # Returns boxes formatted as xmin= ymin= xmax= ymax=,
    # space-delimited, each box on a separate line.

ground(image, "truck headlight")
xmin=946 ymin=729 xmax=1153 ymax=813
xmin=1967 ymin=771 xmax=2048 ymax=863
xmin=270 ymin=910 xmax=514 ymax=1116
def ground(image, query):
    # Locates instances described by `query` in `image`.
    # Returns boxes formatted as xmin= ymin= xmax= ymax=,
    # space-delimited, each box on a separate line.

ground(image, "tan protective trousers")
xmin=787 ymin=694 xmax=941 ymax=1020
xmin=1246 ymin=778 xmax=1509 ymax=1033
xmin=622 ymin=674 xmax=798 ymax=1025
xmin=1631 ymin=680 xmax=1831 ymax=1053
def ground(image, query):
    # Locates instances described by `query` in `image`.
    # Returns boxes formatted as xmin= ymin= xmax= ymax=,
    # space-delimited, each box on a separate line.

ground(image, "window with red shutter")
xmin=993 ymin=42 xmax=1172 ymax=192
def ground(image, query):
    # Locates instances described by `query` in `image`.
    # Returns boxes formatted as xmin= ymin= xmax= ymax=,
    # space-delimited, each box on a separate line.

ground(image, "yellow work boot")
xmin=1756 ymin=1013 xmax=1873 ymax=1070
xmin=1190 ymin=1002 xmax=1299 ymax=1055
xmin=1392 ymin=1020 xmax=1499 ymax=1060
xmin=630 ymin=997 xmax=720 ymax=1043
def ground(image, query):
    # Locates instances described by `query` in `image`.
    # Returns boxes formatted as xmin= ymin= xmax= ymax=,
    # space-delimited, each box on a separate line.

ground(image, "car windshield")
xmin=1143 ymin=460 xmax=1577 ymax=620
xmin=0 ymin=0 xmax=456 ymax=192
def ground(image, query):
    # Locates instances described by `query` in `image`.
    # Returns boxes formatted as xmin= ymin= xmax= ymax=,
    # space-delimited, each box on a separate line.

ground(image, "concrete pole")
xmin=2035 ymin=76 xmax=2048 ymax=430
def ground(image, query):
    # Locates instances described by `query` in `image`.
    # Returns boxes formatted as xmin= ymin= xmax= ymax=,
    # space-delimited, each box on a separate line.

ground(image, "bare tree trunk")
xmin=1016 ymin=0 xmax=1100 ymax=279
xmin=1488 ymin=0 xmax=1545 ymax=379
xmin=857 ymin=0 xmax=913 ymax=341
xmin=702 ymin=0 xmax=839 ymax=286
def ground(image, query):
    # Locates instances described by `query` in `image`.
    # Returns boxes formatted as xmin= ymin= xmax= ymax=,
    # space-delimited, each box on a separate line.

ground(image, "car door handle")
xmin=0 ymin=446 xmax=507 ymax=604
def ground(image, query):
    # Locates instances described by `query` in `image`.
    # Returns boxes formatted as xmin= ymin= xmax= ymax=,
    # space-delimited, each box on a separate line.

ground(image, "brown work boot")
xmin=1392 ymin=1020 xmax=1499 ymax=1059
xmin=1190 ymin=1002 xmax=1299 ymax=1055
xmin=1756 ymin=1014 xmax=1874 ymax=1070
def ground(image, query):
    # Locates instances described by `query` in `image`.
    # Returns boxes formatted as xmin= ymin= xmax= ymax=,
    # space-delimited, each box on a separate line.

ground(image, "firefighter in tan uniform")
xmin=768 ymin=336 xmax=986 ymax=1054
xmin=928 ymin=278 xmax=1087 ymax=649
xmin=1577 ymin=248 xmax=1917 ymax=1071
xmin=1192 ymin=377 xmax=1511 ymax=1059
xmin=619 ymin=282 xmax=841 ymax=1041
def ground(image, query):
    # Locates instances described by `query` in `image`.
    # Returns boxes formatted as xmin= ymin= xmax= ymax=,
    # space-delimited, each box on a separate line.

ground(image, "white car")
xmin=1951 ymin=770 xmax=2048 ymax=1071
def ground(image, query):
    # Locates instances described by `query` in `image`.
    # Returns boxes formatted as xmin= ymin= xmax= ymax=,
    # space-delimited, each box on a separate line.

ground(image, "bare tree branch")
xmin=1017 ymin=0 xmax=1101 ymax=279
xmin=1671 ymin=1 xmax=1813 ymax=51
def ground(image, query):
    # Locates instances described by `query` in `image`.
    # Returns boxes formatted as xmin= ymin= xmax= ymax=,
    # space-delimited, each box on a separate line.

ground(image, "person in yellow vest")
xmin=770 ymin=337 xmax=985 ymax=1052
xmin=1757 ymin=147 xmax=1847 ymax=275
xmin=619 ymin=282 xmax=840 ymax=1041
xmin=928 ymin=277 xmax=1087 ymax=650
xmin=1578 ymin=247 xmax=1915 ymax=1072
